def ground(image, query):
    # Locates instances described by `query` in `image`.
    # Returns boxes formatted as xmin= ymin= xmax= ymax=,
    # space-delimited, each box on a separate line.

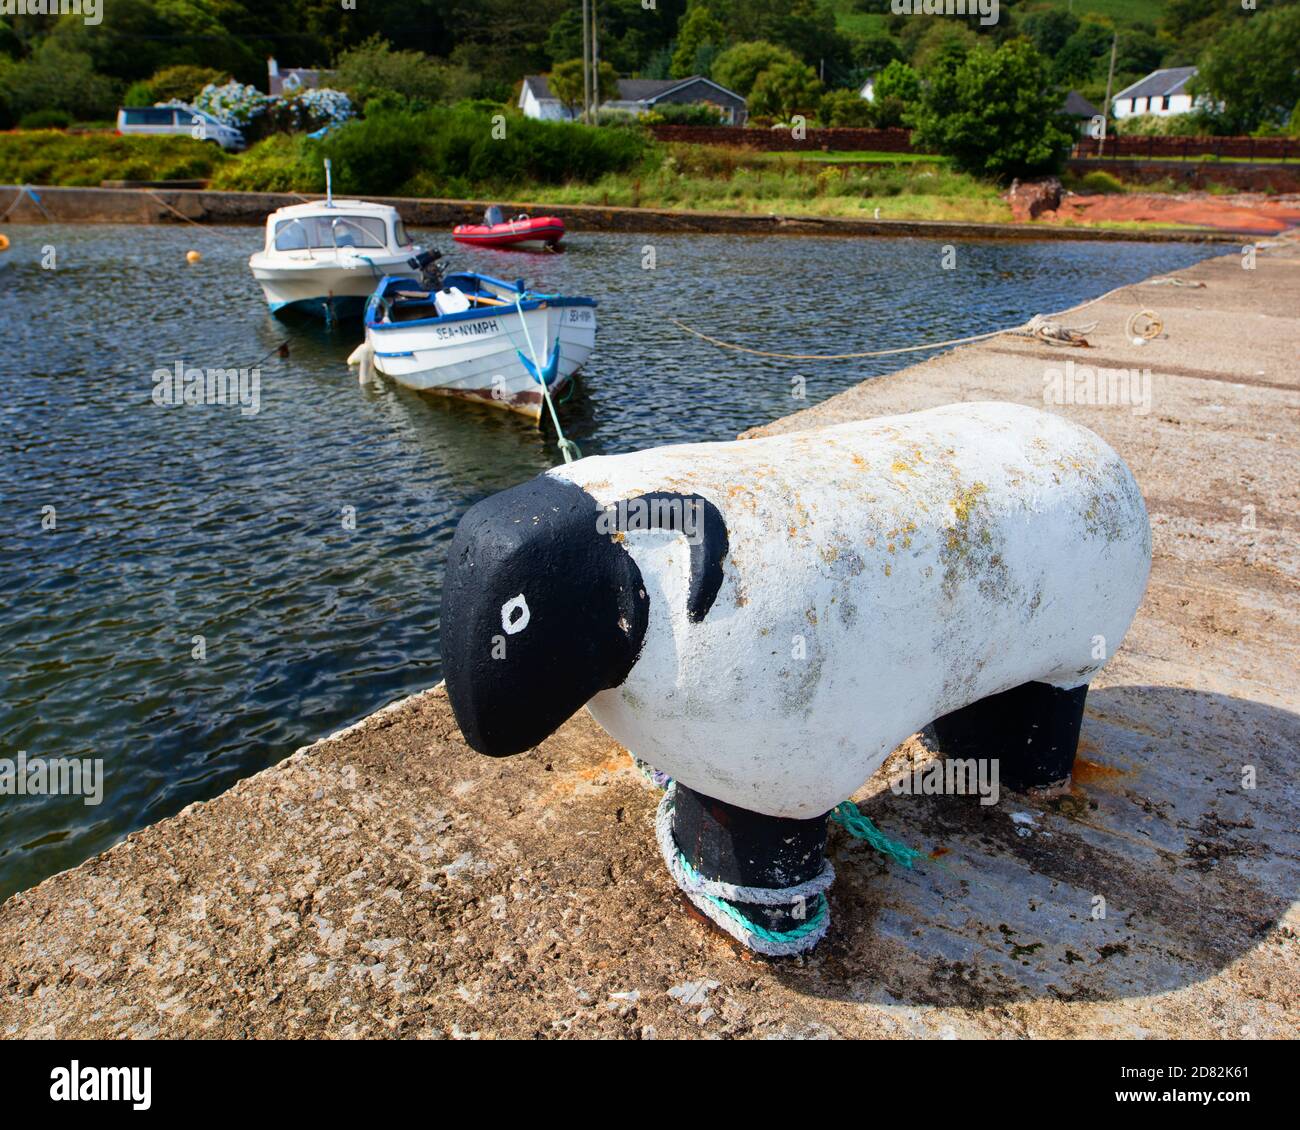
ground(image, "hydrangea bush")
xmin=193 ymin=81 xmax=271 ymax=128
xmin=189 ymin=83 xmax=354 ymax=141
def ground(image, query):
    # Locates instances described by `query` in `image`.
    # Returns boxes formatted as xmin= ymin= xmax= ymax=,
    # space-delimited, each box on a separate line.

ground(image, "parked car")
xmin=115 ymin=105 xmax=245 ymax=150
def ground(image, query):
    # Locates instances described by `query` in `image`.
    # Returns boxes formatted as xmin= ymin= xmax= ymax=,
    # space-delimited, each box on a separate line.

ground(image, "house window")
xmin=1161 ymin=96 xmax=1171 ymax=110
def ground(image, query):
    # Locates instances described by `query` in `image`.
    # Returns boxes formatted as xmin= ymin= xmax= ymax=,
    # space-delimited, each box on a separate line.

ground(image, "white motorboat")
xmin=249 ymin=195 xmax=437 ymax=320
xmin=351 ymin=272 xmax=597 ymax=421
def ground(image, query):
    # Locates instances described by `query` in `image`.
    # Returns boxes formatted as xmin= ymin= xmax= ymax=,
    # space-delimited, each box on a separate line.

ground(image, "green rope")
xmin=513 ymin=292 xmax=579 ymax=464
xmin=676 ymin=849 xmax=829 ymax=945
xmin=831 ymin=801 xmax=927 ymax=869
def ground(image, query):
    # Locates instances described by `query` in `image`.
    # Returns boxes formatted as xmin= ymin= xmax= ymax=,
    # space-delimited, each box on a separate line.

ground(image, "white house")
xmin=1111 ymin=67 xmax=1200 ymax=119
xmin=519 ymin=75 xmax=747 ymax=124
xmin=267 ymin=57 xmax=334 ymax=96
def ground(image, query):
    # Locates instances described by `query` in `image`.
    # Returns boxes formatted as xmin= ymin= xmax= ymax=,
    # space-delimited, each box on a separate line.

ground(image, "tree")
xmin=0 ymin=40 xmax=116 ymax=120
xmin=1196 ymin=4 xmax=1300 ymax=134
xmin=548 ymin=57 xmax=618 ymax=117
xmin=671 ymin=5 xmax=727 ymax=79
xmin=711 ymin=41 xmax=799 ymax=98
xmin=820 ymin=88 xmax=873 ymax=127
xmin=909 ymin=40 xmax=1074 ymax=181
xmin=335 ymin=36 xmax=474 ymax=108
xmin=867 ymin=59 xmax=919 ymax=129
xmin=1018 ymin=8 xmax=1080 ymax=58
xmin=874 ymin=59 xmax=920 ymax=106
xmin=852 ymin=27 xmax=904 ymax=73
xmin=748 ymin=60 xmax=823 ymax=121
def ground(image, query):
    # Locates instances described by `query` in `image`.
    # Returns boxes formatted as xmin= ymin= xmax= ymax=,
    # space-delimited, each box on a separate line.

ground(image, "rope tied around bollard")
xmin=639 ymin=759 xmax=927 ymax=956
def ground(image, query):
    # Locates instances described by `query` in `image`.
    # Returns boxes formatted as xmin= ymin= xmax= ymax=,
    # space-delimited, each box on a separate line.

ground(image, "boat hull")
xmin=250 ymin=253 xmax=424 ymax=319
xmin=452 ymin=217 xmax=566 ymax=250
xmin=368 ymin=301 xmax=596 ymax=419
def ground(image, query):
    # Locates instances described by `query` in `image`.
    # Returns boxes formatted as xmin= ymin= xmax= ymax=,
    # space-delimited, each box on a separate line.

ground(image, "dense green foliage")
xmin=1195 ymin=4 xmax=1300 ymax=133
xmin=216 ymin=105 xmax=649 ymax=197
xmin=0 ymin=130 xmax=228 ymax=186
xmin=909 ymin=40 xmax=1074 ymax=180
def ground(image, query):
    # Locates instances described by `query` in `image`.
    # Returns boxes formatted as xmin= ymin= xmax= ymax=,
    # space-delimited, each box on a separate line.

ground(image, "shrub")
xmin=318 ymin=105 xmax=649 ymax=197
xmin=749 ymin=62 xmax=823 ymax=121
xmin=0 ymin=132 xmax=227 ymax=187
xmin=19 ymin=109 xmax=72 ymax=130
xmin=209 ymin=133 xmax=323 ymax=193
xmin=649 ymin=102 xmax=727 ymax=126
xmin=144 ymin=66 xmax=230 ymax=105
xmin=819 ymin=89 xmax=874 ymax=128
xmin=909 ymin=41 xmax=1073 ymax=181
xmin=1077 ymin=170 xmax=1125 ymax=194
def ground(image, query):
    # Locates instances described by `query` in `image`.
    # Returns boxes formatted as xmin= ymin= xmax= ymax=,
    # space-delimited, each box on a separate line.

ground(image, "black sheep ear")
xmin=611 ymin=492 xmax=728 ymax=623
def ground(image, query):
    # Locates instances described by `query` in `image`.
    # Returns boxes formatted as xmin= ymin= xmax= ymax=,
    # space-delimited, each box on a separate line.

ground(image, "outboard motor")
xmin=409 ymin=248 xmax=444 ymax=291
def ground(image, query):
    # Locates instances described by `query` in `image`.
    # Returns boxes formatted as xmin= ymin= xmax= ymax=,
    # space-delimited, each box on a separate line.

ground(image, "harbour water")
xmin=0 ymin=224 xmax=1219 ymax=899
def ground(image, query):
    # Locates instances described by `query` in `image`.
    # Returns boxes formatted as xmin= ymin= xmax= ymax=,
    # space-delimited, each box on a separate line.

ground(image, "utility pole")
xmin=1100 ymin=32 xmax=1117 ymax=158
xmin=581 ymin=0 xmax=591 ymax=125
xmin=591 ymin=0 xmax=600 ymax=124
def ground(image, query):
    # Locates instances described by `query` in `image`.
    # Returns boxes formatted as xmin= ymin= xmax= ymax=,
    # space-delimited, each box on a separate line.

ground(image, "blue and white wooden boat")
xmin=351 ymin=272 xmax=597 ymax=421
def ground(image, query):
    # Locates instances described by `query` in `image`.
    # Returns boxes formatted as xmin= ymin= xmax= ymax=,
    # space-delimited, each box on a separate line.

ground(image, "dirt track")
xmin=1 ymin=236 xmax=1296 ymax=1039
xmin=1050 ymin=191 xmax=1300 ymax=235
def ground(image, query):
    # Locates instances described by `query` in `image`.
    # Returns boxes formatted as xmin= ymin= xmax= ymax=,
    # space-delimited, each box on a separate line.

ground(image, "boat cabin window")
xmin=273 ymin=214 xmax=389 ymax=251
xmin=393 ymin=221 xmax=410 ymax=247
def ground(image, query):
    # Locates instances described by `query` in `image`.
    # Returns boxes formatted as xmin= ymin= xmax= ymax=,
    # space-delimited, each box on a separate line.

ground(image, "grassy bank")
xmin=0 ymin=129 xmax=228 ymax=186
xmin=9 ymin=114 xmax=1234 ymax=230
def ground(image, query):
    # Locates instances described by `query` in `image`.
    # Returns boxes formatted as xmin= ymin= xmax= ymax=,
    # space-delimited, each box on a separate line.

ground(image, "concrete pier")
xmin=1 ymin=237 xmax=1296 ymax=1039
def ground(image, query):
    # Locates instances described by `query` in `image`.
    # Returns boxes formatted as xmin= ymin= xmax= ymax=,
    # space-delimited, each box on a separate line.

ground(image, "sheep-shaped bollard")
xmin=442 ymin=402 xmax=1152 ymax=954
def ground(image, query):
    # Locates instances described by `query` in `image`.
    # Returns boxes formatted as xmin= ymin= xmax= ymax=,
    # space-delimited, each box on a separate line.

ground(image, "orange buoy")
xmin=186 ymin=249 xmax=202 ymax=264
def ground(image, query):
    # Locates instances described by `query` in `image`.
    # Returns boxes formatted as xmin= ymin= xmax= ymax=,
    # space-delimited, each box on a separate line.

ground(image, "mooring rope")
xmin=638 ymin=758 xmax=925 ymax=956
xmin=143 ymin=189 xmax=244 ymax=239
xmin=514 ymin=292 xmax=580 ymax=463
xmin=670 ymin=275 xmax=1181 ymax=361
xmin=0 ymin=185 xmax=52 ymax=224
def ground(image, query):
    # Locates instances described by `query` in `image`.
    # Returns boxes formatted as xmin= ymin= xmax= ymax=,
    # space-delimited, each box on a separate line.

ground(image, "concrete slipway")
xmin=1 ymin=237 xmax=1297 ymax=1040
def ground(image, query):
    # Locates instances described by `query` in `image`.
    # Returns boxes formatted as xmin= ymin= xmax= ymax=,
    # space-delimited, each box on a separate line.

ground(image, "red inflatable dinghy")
xmin=453 ymin=206 xmax=566 ymax=250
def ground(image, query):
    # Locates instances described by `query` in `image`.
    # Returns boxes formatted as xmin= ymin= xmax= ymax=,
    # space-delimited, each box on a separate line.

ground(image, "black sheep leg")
xmin=930 ymin=681 xmax=1089 ymax=792
xmin=671 ymin=785 xmax=829 ymax=934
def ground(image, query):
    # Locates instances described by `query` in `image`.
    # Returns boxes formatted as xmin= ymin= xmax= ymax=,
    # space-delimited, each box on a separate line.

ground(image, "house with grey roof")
xmin=1111 ymin=67 xmax=1201 ymax=119
xmin=519 ymin=75 xmax=746 ymax=124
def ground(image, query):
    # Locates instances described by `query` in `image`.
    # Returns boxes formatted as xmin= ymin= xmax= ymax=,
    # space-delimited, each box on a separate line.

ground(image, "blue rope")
xmin=677 ymin=849 xmax=829 ymax=944
xmin=831 ymin=801 xmax=927 ymax=869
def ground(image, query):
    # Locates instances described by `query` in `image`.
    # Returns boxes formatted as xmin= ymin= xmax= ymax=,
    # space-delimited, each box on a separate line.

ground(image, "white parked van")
xmin=115 ymin=105 xmax=245 ymax=150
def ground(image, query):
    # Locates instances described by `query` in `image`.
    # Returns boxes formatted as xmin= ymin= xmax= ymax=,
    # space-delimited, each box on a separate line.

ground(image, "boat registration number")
xmin=566 ymin=308 xmax=594 ymax=325
xmin=434 ymin=320 xmax=500 ymax=341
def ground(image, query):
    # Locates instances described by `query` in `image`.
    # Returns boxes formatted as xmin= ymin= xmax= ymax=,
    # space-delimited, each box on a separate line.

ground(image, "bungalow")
xmin=519 ymin=74 xmax=747 ymax=124
xmin=1111 ymin=67 xmax=1200 ymax=119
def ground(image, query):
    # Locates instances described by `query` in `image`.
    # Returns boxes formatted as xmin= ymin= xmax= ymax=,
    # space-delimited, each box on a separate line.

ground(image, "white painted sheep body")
xmin=554 ymin=401 xmax=1151 ymax=819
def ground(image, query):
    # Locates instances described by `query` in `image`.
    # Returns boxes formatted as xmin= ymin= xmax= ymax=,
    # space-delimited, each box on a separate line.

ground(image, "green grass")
xmin=0 ymin=130 xmax=228 ymax=186
xmin=769 ymin=149 xmax=951 ymax=165
xmin=530 ymin=143 xmax=1011 ymax=222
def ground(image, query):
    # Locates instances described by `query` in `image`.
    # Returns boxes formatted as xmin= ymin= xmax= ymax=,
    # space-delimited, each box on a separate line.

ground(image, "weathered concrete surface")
xmin=0 ymin=182 xmax=1244 ymax=242
xmin=2 ymin=238 xmax=1297 ymax=1040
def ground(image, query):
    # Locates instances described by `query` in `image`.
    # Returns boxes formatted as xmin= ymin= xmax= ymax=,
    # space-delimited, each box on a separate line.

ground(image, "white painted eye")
xmin=501 ymin=593 xmax=530 ymax=635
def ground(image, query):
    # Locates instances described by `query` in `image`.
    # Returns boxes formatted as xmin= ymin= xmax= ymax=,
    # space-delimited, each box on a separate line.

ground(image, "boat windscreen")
xmin=484 ymin=206 xmax=505 ymax=227
xmin=275 ymin=214 xmax=389 ymax=251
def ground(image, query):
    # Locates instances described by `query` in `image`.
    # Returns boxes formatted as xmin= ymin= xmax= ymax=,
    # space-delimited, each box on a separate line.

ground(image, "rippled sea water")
xmin=0 ymin=224 xmax=1219 ymax=898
